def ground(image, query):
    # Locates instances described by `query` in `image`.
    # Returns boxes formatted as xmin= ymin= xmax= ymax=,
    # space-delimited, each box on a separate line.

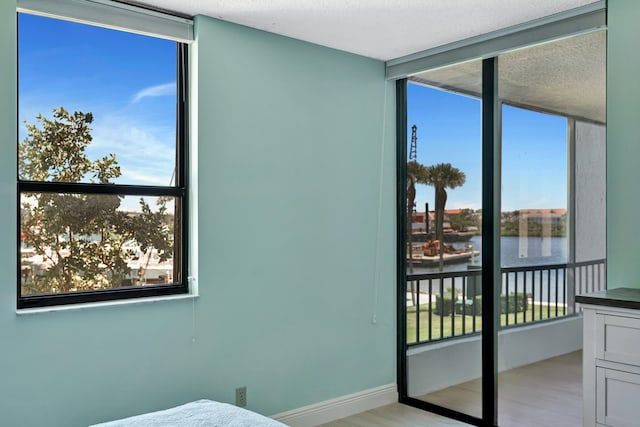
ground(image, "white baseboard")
xmin=272 ymin=384 xmax=397 ymax=427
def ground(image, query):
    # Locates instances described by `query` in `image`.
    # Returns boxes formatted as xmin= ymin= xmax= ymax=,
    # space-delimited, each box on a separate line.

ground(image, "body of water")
xmin=409 ymin=235 xmax=568 ymax=275
xmin=408 ymin=236 xmax=576 ymax=304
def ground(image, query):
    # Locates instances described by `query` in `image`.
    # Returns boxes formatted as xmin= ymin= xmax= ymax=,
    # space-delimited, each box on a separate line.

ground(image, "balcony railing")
xmin=406 ymin=259 xmax=606 ymax=346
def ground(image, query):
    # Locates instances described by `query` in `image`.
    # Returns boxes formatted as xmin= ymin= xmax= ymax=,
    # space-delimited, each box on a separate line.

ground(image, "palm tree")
xmin=424 ymin=163 xmax=466 ymax=270
xmin=406 ymin=161 xmax=428 ymax=305
xmin=407 ymin=161 xmax=429 ymax=220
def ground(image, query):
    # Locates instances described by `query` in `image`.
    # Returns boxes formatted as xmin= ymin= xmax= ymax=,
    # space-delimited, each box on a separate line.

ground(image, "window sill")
xmin=16 ymin=292 xmax=199 ymax=316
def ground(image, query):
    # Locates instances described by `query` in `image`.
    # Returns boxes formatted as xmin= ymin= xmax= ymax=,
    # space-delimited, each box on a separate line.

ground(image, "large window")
xmin=17 ymin=8 xmax=189 ymax=308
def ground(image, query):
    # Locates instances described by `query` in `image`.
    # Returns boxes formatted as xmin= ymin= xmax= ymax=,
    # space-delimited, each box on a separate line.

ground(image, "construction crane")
xmin=410 ymin=124 xmax=417 ymax=160
xmin=409 ymin=125 xmax=429 ymax=232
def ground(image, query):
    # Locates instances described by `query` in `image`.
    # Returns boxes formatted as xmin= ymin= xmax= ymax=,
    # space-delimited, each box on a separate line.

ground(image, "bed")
xmin=89 ymin=399 xmax=288 ymax=427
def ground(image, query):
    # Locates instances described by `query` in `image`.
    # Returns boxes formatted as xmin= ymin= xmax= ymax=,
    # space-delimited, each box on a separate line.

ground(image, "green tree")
xmin=448 ymin=208 xmax=480 ymax=231
xmin=424 ymin=163 xmax=466 ymax=270
xmin=407 ymin=161 xmax=429 ymax=225
xmin=19 ymin=107 xmax=173 ymax=295
xmin=406 ymin=160 xmax=429 ymax=305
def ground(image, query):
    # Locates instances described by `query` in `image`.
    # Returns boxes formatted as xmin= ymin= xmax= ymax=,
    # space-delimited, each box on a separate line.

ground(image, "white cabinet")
xmin=595 ymin=367 xmax=640 ymax=426
xmin=583 ymin=304 xmax=640 ymax=427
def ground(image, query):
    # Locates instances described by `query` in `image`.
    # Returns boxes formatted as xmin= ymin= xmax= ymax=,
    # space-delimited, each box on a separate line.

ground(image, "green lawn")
xmin=406 ymin=302 xmax=568 ymax=344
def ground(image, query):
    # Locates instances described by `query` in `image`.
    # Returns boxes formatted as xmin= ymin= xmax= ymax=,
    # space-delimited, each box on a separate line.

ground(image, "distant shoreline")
xmin=411 ymin=230 xmax=567 ymax=239
xmin=500 ymin=230 xmax=567 ymax=238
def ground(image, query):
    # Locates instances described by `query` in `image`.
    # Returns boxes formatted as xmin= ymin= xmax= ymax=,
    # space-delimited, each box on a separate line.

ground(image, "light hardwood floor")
xmin=319 ymin=351 xmax=581 ymax=427
xmin=317 ymin=402 xmax=469 ymax=426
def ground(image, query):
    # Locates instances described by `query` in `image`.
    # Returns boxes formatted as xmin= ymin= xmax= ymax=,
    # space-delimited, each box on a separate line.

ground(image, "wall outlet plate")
xmin=235 ymin=386 xmax=247 ymax=407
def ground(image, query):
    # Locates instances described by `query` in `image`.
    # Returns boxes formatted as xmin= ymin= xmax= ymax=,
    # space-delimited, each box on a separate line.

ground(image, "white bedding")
xmin=90 ymin=399 xmax=288 ymax=427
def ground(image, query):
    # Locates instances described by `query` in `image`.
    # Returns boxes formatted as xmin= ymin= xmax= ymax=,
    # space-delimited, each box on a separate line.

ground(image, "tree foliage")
xmin=448 ymin=208 xmax=480 ymax=231
xmin=423 ymin=162 xmax=466 ymax=240
xmin=19 ymin=107 xmax=173 ymax=295
xmin=406 ymin=160 xmax=429 ymax=218
xmin=406 ymin=160 xmax=430 ymax=303
xmin=422 ymin=163 xmax=466 ymax=269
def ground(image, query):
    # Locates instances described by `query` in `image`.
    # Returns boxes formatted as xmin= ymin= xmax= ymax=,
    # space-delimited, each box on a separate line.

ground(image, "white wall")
xmin=575 ymin=121 xmax=606 ymax=263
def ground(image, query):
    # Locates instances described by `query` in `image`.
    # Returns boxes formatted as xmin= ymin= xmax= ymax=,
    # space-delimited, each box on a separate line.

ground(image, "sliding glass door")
xmin=398 ymin=27 xmax=606 ymax=427
xmin=403 ymin=60 xmax=484 ymax=421
xmin=496 ymin=30 xmax=606 ymax=427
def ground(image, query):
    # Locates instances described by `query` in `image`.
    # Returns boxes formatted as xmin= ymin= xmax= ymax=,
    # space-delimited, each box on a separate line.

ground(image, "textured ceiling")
xmin=133 ymin=0 xmax=600 ymax=61
xmin=411 ymin=31 xmax=606 ymax=123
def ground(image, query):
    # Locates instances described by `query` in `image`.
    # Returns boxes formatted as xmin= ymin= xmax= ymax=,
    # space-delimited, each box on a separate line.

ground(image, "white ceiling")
xmin=135 ymin=0 xmax=600 ymax=61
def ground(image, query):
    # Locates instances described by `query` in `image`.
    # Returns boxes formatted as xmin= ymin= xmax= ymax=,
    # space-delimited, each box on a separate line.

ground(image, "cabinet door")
xmin=596 ymin=314 xmax=640 ymax=365
xmin=597 ymin=367 xmax=640 ymax=426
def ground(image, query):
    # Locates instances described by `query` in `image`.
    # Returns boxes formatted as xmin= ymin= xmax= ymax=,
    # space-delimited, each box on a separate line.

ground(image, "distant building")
xmin=518 ymin=208 xmax=566 ymax=225
xmin=411 ymin=211 xmax=450 ymax=232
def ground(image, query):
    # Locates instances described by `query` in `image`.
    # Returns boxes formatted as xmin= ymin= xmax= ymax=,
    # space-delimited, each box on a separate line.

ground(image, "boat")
xmin=407 ymin=250 xmax=479 ymax=267
xmin=411 ymin=230 xmax=476 ymax=242
xmin=407 ymin=240 xmax=479 ymax=266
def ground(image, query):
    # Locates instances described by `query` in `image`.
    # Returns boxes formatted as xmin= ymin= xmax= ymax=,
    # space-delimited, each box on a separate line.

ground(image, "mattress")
xmin=90 ymin=399 xmax=288 ymax=427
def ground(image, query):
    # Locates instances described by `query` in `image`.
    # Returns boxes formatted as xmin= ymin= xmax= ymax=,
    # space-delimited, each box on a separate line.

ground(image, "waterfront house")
xmin=519 ymin=208 xmax=567 ymax=225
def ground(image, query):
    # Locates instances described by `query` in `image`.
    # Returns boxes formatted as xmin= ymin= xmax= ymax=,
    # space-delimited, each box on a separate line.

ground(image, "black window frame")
xmin=16 ymin=13 xmax=189 ymax=309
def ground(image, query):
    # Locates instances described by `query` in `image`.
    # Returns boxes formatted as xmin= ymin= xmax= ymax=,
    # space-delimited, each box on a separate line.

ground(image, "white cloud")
xmin=89 ymin=117 xmax=176 ymax=186
xmin=131 ymin=82 xmax=175 ymax=103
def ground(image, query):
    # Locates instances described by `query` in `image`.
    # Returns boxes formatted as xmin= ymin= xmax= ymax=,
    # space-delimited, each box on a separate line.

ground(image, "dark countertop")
xmin=576 ymin=287 xmax=640 ymax=310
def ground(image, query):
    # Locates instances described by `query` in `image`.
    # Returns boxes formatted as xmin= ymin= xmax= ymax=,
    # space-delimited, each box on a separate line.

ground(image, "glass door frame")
xmin=396 ymin=57 xmax=500 ymax=427
xmin=394 ymin=5 xmax=606 ymax=426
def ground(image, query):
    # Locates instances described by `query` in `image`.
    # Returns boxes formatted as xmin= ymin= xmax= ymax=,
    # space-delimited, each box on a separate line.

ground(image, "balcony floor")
xmin=417 ymin=350 xmax=582 ymax=426
xmin=320 ymin=351 xmax=581 ymax=427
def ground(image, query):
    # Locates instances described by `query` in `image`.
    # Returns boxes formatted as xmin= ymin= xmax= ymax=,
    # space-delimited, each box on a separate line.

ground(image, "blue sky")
xmin=19 ymin=13 xmax=568 ymax=215
xmin=18 ymin=13 xmax=177 ymax=190
xmin=407 ymin=82 xmax=567 ymax=213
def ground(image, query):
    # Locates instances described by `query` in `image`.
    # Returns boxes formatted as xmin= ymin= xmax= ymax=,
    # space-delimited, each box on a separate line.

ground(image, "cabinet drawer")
xmin=596 ymin=367 xmax=640 ymax=426
xmin=596 ymin=314 xmax=640 ymax=365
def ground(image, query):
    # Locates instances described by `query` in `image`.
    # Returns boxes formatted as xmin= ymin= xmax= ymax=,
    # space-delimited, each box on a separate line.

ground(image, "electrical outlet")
xmin=235 ymin=386 xmax=247 ymax=407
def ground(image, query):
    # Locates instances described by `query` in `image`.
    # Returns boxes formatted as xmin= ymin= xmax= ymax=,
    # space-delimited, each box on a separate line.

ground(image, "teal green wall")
xmin=607 ymin=0 xmax=640 ymax=289
xmin=191 ymin=14 xmax=397 ymax=414
xmin=0 ymin=6 xmax=396 ymax=426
